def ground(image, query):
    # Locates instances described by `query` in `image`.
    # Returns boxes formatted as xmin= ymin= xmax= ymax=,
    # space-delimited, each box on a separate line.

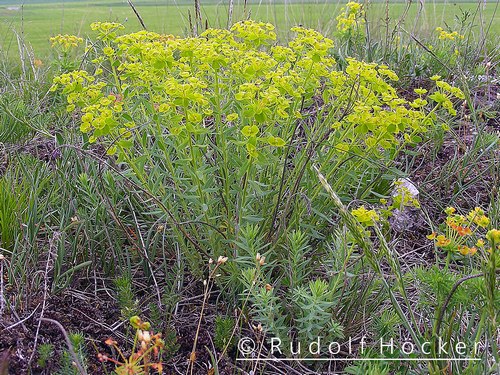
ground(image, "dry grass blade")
xmin=127 ymin=0 xmax=147 ymax=30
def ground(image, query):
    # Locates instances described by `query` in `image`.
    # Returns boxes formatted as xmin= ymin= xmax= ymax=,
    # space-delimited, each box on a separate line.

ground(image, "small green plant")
xmin=293 ymin=278 xmax=344 ymax=343
xmin=214 ymin=316 xmax=236 ymax=351
xmin=114 ymin=275 xmax=139 ymax=321
xmin=56 ymin=332 xmax=87 ymax=375
xmin=282 ymin=230 xmax=311 ymax=290
xmin=36 ymin=343 xmax=54 ymax=369
xmin=371 ymin=309 xmax=401 ymax=340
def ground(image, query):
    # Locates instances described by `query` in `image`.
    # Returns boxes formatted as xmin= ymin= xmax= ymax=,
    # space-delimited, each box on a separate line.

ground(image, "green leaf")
xmin=267 ymin=136 xmax=286 ymax=147
xmin=118 ymin=139 xmax=134 ymax=149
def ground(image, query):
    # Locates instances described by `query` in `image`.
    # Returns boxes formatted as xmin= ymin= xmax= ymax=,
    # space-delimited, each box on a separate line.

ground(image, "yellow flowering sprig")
xmin=336 ymin=1 xmax=365 ymax=35
xmin=428 ymin=75 xmax=465 ymax=116
xmin=50 ymin=34 xmax=83 ymax=52
xmin=49 ymin=34 xmax=84 ymax=71
xmin=352 ymin=206 xmax=380 ymax=227
xmin=486 ymin=229 xmax=500 ymax=256
xmin=486 ymin=229 xmax=500 ymax=245
xmin=98 ymin=316 xmax=164 ymax=374
xmin=427 ymin=207 xmax=492 ymax=257
xmin=430 ymin=26 xmax=466 ymax=62
xmin=90 ymin=21 xmax=125 ymax=42
xmin=435 ymin=27 xmax=464 ymax=41
xmin=230 ymin=20 xmax=276 ymax=48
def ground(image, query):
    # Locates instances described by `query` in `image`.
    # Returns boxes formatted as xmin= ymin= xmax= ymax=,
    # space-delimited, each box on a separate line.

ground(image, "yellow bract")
xmin=435 ymin=27 xmax=465 ymax=41
xmin=336 ymin=1 xmax=365 ymax=34
xmin=49 ymin=34 xmax=83 ymax=52
xmin=352 ymin=206 xmax=379 ymax=227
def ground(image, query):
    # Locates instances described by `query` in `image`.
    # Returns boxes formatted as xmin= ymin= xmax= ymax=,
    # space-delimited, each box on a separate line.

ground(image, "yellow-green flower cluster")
xmin=50 ymin=70 xmax=128 ymax=145
xmin=352 ymin=206 xmax=379 ymax=227
xmin=429 ymin=76 xmax=465 ymax=116
xmin=49 ymin=34 xmax=83 ymax=51
xmin=336 ymin=1 xmax=365 ymax=34
xmin=435 ymin=27 xmax=464 ymax=41
xmin=289 ymin=27 xmax=334 ymax=60
xmin=230 ymin=21 xmax=276 ymax=48
xmin=486 ymin=229 xmax=500 ymax=245
xmin=326 ymin=60 xmax=444 ymax=151
xmin=50 ymin=20 xmax=458 ymax=159
xmin=90 ymin=21 xmax=125 ymax=41
xmin=391 ymin=181 xmax=420 ymax=210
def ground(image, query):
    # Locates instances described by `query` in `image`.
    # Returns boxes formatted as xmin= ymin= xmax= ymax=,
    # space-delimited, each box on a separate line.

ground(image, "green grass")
xmin=0 ymin=0 xmax=498 ymax=58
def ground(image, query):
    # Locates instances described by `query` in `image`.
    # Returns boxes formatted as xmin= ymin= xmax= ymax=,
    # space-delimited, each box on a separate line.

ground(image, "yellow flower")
xmin=352 ymin=206 xmax=379 ymax=227
xmin=436 ymin=27 xmax=464 ymax=41
xmin=458 ymin=245 xmax=476 ymax=256
xmin=50 ymin=34 xmax=83 ymax=51
xmin=246 ymin=143 xmax=259 ymax=158
xmin=486 ymin=229 xmax=500 ymax=244
xmin=336 ymin=1 xmax=365 ymax=34
xmin=436 ymin=235 xmax=451 ymax=247
xmin=475 ymin=215 xmax=490 ymax=228
xmin=241 ymin=125 xmax=259 ymax=137
xmin=267 ymin=136 xmax=286 ymax=147
xmin=457 ymin=245 xmax=468 ymax=255
xmin=444 ymin=206 xmax=456 ymax=215
xmin=426 ymin=232 xmax=437 ymax=240
xmin=455 ymin=226 xmax=472 ymax=236
xmin=103 ymin=47 xmax=115 ymax=56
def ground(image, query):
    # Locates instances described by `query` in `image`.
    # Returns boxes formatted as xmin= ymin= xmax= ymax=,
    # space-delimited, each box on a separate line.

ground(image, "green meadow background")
xmin=0 ymin=0 xmax=499 ymax=58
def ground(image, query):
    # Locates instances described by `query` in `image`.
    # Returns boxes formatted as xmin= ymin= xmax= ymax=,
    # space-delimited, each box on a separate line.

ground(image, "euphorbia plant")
xmin=51 ymin=19 xmax=464 ymax=286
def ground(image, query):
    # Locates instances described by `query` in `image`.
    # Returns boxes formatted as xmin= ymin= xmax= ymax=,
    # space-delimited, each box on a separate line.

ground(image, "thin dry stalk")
xmin=127 ymin=0 xmax=147 ymax=30
xmin=227 ymin=0 xmax=234 ymax=29
xmin=187 ymin=258 xmax=227 ymax=375
xmin=0 ymin=255 xmax=5 ymax=317
xmin=194 ymin=0 xmax=202 ymax=36
xmin=28 ymin=231 xmax=60 ymax=365
xmin=128 ymin=199 xmax=162 ymax=308
xmin=4 ymin=304 xmax=40 ymax=331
